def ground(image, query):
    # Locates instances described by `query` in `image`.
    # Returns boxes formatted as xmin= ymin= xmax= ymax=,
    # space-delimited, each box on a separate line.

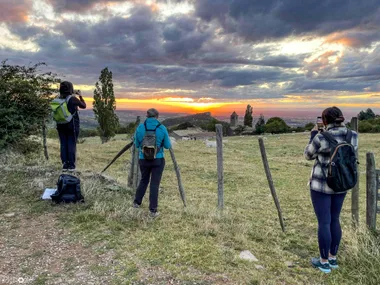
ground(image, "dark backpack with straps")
xmin=321 ymin=130 xmax=358 ymax=192
xmin=51 ymin=174 xmax=84 ymax=203
xmin=142 ymin=121 xmax=162 ymax=160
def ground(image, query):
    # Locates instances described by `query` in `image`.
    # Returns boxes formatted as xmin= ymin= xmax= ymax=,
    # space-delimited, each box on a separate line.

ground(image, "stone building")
xmin=230 ymin=111 xmax=239 ymax=127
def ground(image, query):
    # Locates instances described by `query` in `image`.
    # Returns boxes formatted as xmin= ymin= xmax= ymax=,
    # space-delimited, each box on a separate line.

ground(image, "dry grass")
xmin=1 ymin=132 xmax=380 ymax=284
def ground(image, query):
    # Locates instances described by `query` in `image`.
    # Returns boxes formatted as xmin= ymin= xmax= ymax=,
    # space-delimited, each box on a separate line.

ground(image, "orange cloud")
xmin=325 ymin=33 xmax=362 ymax=48
xmin=0 ymin=1 xmax=31 ymax=23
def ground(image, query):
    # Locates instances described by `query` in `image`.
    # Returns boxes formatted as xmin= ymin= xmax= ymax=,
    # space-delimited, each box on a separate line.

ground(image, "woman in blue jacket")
xmin=133 ymin=108 xmax=171 ymax=217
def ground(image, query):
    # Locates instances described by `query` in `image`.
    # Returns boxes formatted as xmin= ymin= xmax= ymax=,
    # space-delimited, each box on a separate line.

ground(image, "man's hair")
xmin=147 ymin=108 xmax=159 ymax=118
xmin=322 ymin=106 xmax=345 ymax=125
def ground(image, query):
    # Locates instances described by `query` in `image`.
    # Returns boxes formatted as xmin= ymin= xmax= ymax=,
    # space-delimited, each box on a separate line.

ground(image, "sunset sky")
xmin=1 ymin=0 xmax=380 ymax=117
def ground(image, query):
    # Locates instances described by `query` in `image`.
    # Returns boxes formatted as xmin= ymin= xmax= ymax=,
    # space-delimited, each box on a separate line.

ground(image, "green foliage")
xmin=200 ymin=118 xmax=229 ymax=135
xmin=116 ymin=122 xmax=138 ymax=135
xmin=0 ymin=61 xmax=59 ymax=152
xmin=265 ymin=117 xmax=290 ymax=134
xmin=79 ymin=128 xmax=99 ymax=138
xmin=304 ymin=122 xmax=315 ymax=131
xmin=93 ymin=67 xmax=119 ymax=143
xmin=244 ymin=104 xmax=253 ymax=127
xmin=170 ymin=122 xmax=195 ymax=132
xmin=358 ymin=108 xmax=376 ymax=121
xmin=254 ymin=114 xmax=265 ymax=134
xmin=357 ymin=117 xmax=380 ymax=133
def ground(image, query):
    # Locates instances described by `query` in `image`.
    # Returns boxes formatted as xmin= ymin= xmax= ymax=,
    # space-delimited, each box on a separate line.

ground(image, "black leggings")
xmin=311 ymin=190 xmax=347 ymax=259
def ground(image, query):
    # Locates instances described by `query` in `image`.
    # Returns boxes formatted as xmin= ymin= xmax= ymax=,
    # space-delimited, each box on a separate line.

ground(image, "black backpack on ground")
xmin=321 ymin=130 xmax=358 ymax=192
xmin=51 ymin=174 xmax=84 ymax=203
xmin=142 ymin=121 xmax=161 ymax=160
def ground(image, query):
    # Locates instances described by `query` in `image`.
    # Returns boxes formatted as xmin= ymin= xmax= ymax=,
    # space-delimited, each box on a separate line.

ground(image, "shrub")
xmin=0 ymin=61 xmax=59 ymax=152
xmin=265 ymin=117 xmax=290 ymax=134
xmin=359 ymin=121 xmax=374 ymax=133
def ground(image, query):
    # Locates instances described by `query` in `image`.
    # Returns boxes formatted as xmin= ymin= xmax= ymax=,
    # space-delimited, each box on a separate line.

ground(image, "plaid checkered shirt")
xmin=304 ymin=123 xmax=359 ymax=194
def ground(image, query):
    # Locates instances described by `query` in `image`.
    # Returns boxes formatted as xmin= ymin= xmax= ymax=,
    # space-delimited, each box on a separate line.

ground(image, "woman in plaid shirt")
xmin=304 ymin=107 xmax=358 ymax=273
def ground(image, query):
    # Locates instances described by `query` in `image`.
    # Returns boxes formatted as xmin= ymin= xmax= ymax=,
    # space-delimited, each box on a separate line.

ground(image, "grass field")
xmin=1 ymin=132 xmax=380 ymax=285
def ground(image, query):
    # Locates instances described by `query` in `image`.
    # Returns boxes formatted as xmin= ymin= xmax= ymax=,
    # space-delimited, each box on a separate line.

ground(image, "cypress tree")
xmin=93 ymin=67 xmax=119 ymax=143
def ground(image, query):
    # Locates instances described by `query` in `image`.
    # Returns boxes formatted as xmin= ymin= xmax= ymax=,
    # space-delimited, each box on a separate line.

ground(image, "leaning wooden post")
xmin=366 ymin=152 xmax=377 ymax=231
xmin=258 ymin=137 xmax=286 ymax=232
xmin=128 ymin=116 xmax=141 ymax=188
xmin=216 ymin=124 xmax=224 ymax=210
xmin=127 ymin=145 xmax=135 ymax=188
xmin=133 ymin=145 xmax=140 ymax=190
xmin=169 ymin=148 xmax=187 ymax=207
xmin=351 ymin=117 xmax=359 ymax=226
xmin=42 ymin=119 xmax=49 ymax=160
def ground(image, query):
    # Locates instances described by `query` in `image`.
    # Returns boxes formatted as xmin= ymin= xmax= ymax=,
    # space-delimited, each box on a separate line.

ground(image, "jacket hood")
xmin=59 ymin=81 xmax=74 ymax=97
xmin=144 ymin=118 xmax=161 ymax=130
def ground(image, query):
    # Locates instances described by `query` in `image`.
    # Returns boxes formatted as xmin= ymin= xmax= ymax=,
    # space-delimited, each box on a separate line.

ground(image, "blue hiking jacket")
xmin=134 ymin=118 xmax=172 ymax=159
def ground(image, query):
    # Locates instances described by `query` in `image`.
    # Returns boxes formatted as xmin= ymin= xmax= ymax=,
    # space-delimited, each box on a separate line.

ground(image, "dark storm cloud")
xmin=56 ymin=6 xmax=164 ymax=62
xmin=47 ymin=0 xmax=127 ymax=12
xmin=0 ymin=0 xmax=31 ymax=23
xmin=163 ymin=16 xmax=211 ymax=58
xmin=195 ymin=0 xmax=380 ymax=43
xmin=289 ymin=79 xmax=372 ymax=92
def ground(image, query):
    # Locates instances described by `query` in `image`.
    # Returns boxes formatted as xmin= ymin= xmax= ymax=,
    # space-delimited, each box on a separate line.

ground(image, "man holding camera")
xmin=57 ymin=81 xmax=86 ymax=171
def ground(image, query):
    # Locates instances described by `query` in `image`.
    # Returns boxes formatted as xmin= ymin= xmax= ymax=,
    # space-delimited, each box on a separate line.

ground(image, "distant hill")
xmin=161 ymin=112 xmax=215 ymax=128
xmin=78 ymin=109 xmax=189 ymax=129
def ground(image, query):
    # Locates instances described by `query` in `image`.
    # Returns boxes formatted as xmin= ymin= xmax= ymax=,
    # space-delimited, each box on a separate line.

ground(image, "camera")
xmin=74 ymin=90 xmax=81 ymax=95
xmin=316 ymin=116 xmax=324 ymax=131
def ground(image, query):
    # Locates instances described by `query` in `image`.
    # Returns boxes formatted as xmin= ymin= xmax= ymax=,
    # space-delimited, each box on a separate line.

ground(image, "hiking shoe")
xmin=329 ymin=258 xmax=339 ymax=269
xmin=149 ymin=211 xmax=160 ymax=218
xmin=311 ymin=257 xmax=331 ymax=273
xmin=133 ymin=202 xmax=140 ymax=209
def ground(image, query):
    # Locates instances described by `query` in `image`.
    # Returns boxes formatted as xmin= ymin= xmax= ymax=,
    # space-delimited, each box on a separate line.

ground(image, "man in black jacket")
xmin=57 ymin=81 xmax=86 ymax=171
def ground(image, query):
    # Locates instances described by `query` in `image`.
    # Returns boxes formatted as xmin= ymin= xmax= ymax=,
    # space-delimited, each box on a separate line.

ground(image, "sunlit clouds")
xmin=1 ymin=0 xmax=380 ymax=116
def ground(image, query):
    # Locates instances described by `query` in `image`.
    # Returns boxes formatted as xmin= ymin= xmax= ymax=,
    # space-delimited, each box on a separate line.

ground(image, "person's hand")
xmin=311 ymin=125 xmax=318 ymax=132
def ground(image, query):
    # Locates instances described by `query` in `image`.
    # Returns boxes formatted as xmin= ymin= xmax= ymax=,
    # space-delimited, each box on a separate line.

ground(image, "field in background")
xmin=1 ymin=133 xmax=380 ymax=285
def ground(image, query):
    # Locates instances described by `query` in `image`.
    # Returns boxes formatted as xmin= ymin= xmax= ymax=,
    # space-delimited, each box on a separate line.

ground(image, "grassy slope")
xmin=1 ymin=133 xmax=380 ymax=285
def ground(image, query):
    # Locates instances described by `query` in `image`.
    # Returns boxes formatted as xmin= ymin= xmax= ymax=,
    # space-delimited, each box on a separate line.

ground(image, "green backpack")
xmin=51 ymin=95 xmax=73 ymax=124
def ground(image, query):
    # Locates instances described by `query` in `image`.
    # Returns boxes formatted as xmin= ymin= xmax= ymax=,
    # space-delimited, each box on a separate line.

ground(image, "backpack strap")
xmin=144 ymin=121 xmax=161 ymax=132
xmin=321 ymin=132 xmax=338 ymax=147
xmin=345 ymin=129 xmax=353 ymax=144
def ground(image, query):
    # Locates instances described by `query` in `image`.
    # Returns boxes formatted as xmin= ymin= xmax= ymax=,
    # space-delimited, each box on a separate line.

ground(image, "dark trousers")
xmin=58 ymin=127 xmax=79 ymax=169
xmin=311 ymin=190 xmax=347 ymax=259
xmin=134 ymin=158 xmax=165 ymax=212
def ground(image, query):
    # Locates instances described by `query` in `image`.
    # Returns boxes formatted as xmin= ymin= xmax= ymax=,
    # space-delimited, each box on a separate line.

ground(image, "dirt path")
xmin=0 ymin=202 xmax=117 ymax=285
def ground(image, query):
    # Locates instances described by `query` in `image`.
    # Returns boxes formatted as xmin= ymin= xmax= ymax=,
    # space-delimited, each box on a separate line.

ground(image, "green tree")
xmin=358 ymin=108 xmax=376 ymax=121
xmin=244 ymin=104 xmax=253 ymax=127
xmin=255 ymin=114 xmax=265 ymax=134
xmin=0 ymin=61 xmax=59 ymax=152
xmin=93 ymin=67 xmax=119 ymax=143
xmin=265 ymin=117 xmax=290 ymax=134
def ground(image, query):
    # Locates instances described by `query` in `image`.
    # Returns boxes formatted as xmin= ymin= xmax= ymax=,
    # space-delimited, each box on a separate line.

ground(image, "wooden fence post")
xmin=351 ymin=117 xmax=359 ymax=226
xmin=366 ymin=152 xmax=377 ymax=231
xmin=128 ymin=116 xmax=141 ymax=188
xmin=42 ymin=119 xmax=49 ymax=160
xmin=169 ymin=148 xmax=187 ymax=207
xmin=258 ymin=137 xmax=286 ymax=232
xmin=216 ymin=124 xmax=224 ymax=210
